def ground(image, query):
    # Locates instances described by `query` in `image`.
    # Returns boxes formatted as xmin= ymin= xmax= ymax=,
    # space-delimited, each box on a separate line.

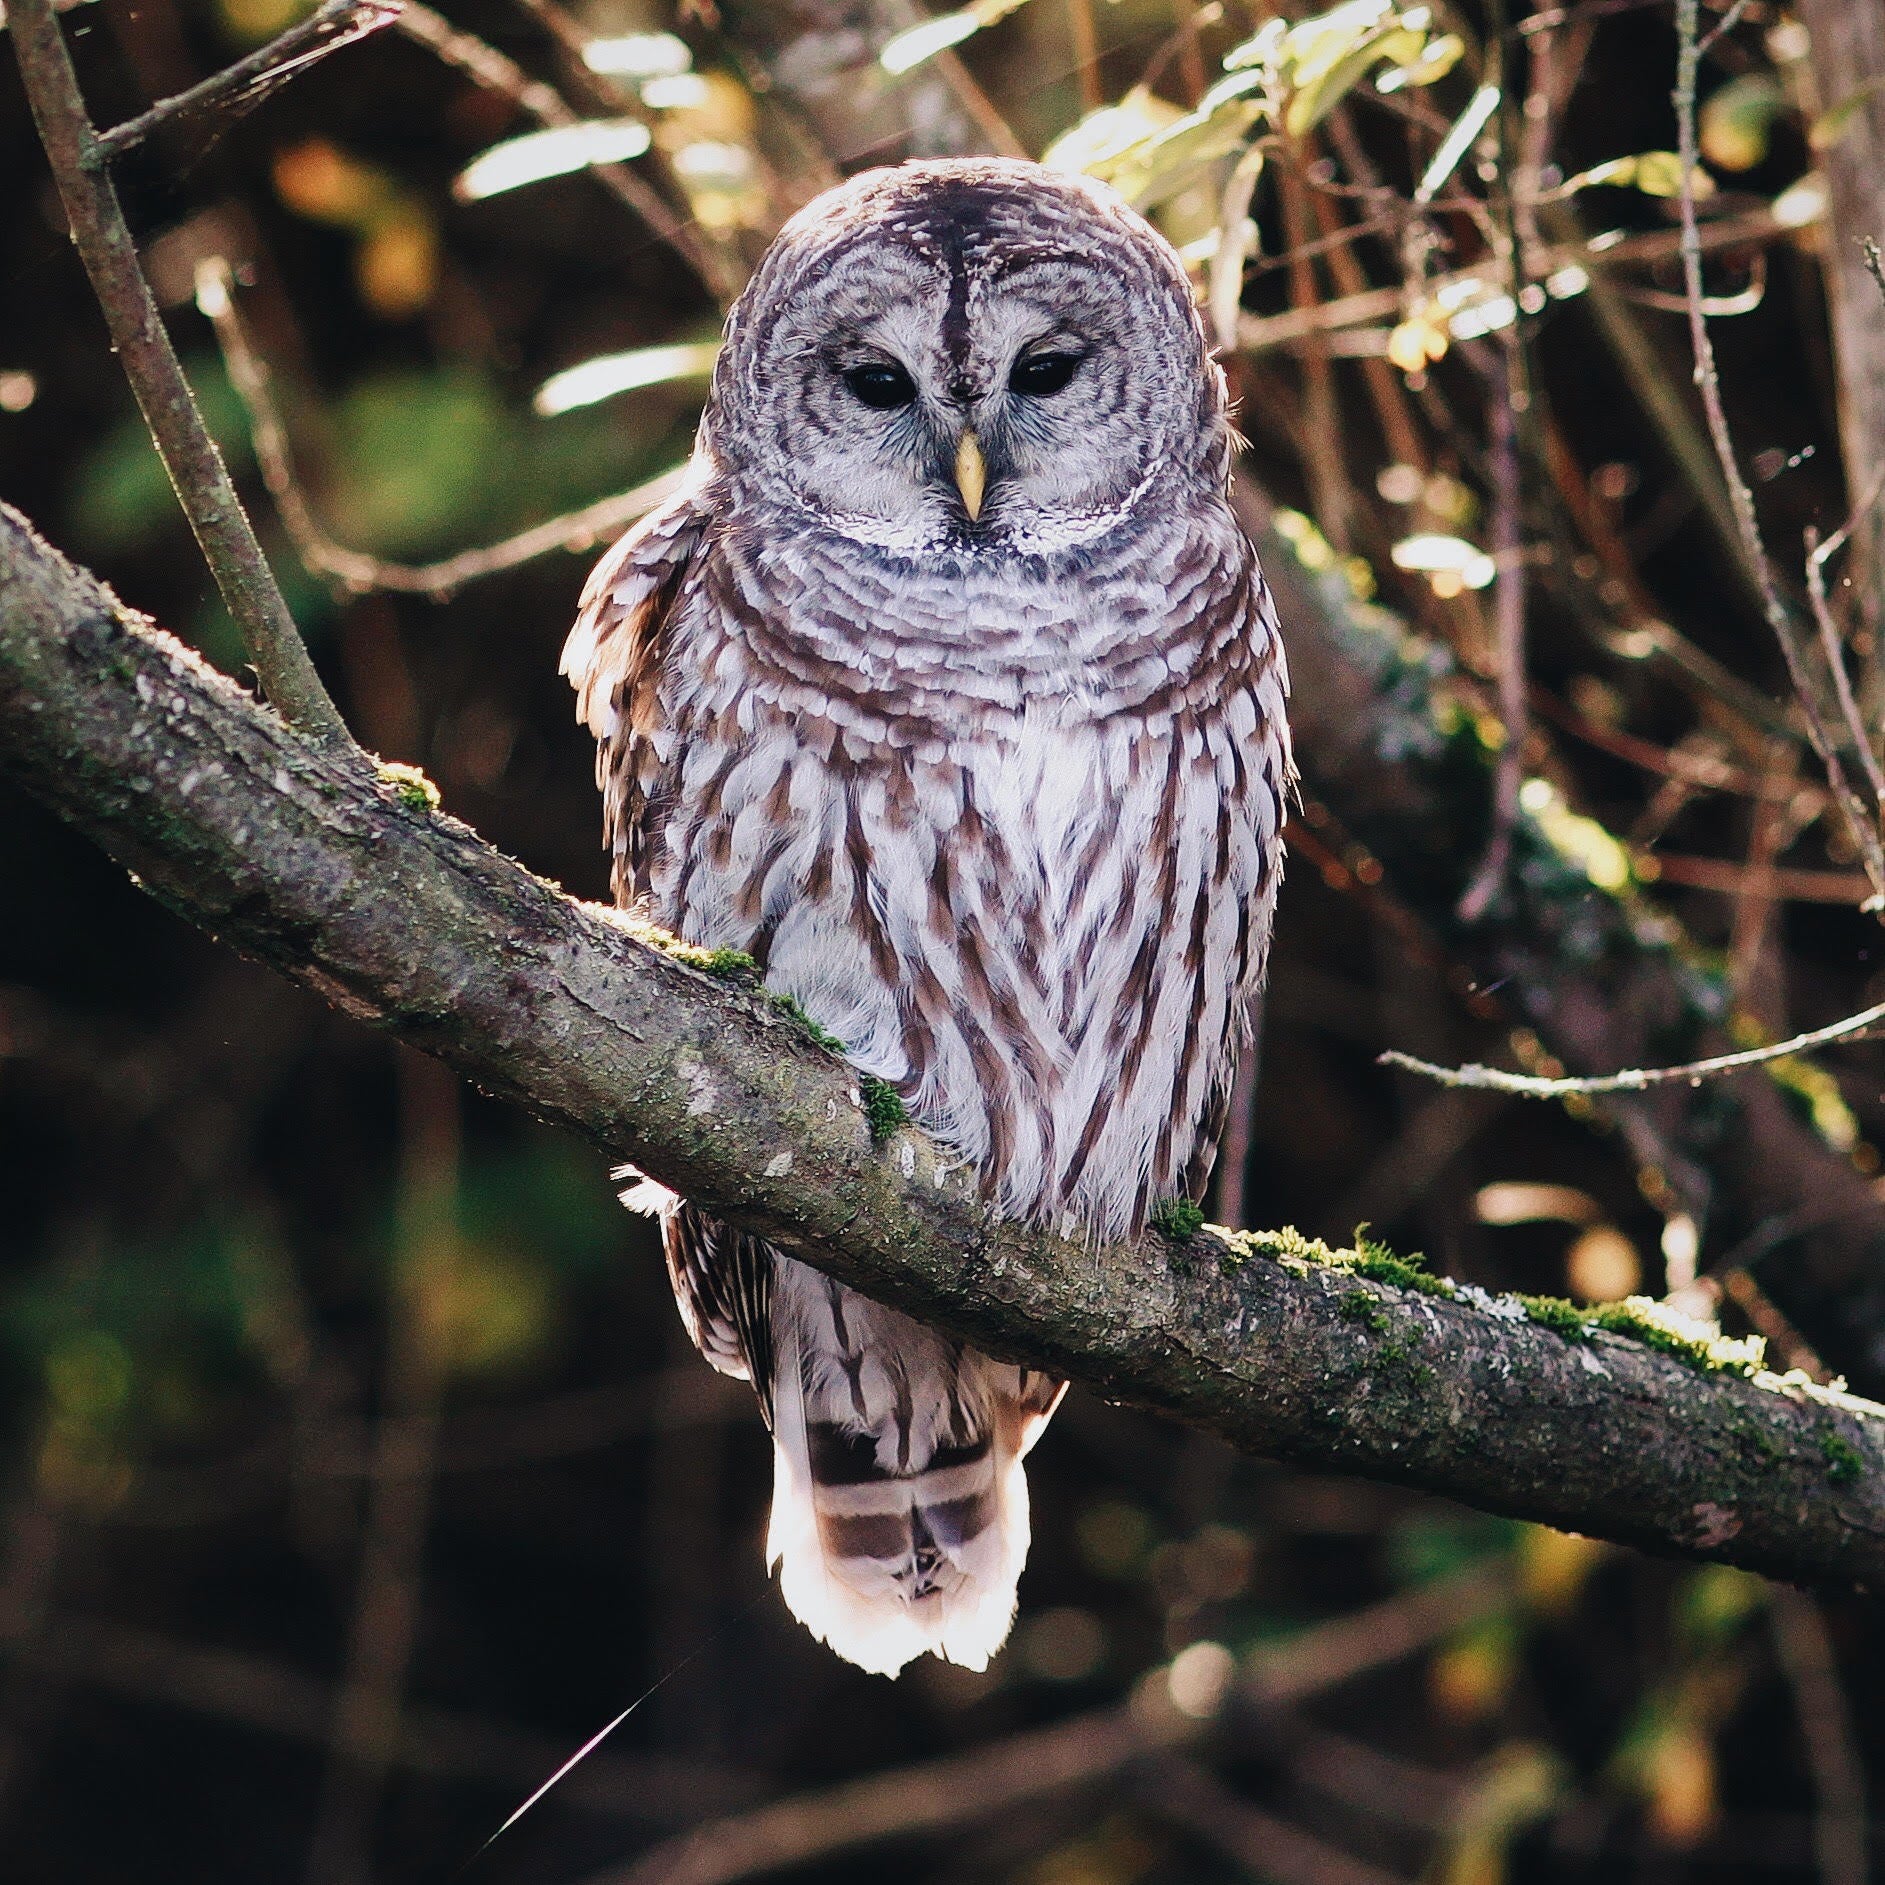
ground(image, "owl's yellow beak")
xmin=954 ymin=429 xmax=987 ymax=521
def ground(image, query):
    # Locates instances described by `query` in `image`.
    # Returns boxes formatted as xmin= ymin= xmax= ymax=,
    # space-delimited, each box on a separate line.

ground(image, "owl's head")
xmin=705 ymin=159 xmax=1229 ymax=555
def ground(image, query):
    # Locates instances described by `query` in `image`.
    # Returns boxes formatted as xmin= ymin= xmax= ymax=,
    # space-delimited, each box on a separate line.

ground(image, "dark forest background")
xmin=5 ymin=0 xmax=1885 ymax=1880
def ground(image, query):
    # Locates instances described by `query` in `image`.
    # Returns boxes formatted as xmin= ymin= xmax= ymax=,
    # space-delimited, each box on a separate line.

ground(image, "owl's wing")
xmin=560 ymin=462 xmax=715 ymax=904
xmin=664 ymin=1205 xmax=778 ymax=1425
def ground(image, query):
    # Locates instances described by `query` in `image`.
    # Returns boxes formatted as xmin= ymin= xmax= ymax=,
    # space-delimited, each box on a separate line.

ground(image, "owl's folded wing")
xmin=664 ymin=1205 xmax=777 ymax=1423
xmin=560 ymin=462 xmax=713 ymax=741
xmin=560 ymin=461 xmax=715 ymax=904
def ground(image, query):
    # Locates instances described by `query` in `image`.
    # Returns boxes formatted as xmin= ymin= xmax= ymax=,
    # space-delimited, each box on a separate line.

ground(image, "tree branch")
xmin=1381 ymin=999 xmax=1885 ymax=1097
xmin=91 ymin=0 xmax=401 ymax=162
xmin=192 ymin=257 xmax=684 ymax=598
xmin=6 ymin=500 xmax=1885 ymax=1589
xmin=8 ymin=0 xmax=352 ymax=749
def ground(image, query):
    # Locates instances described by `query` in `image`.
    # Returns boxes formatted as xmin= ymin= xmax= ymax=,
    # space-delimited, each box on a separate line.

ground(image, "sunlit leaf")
xmin=534 ymin=339 xmax=722 ymax=416
xmin=1387 ymin=308 xmax=1449 ymax=372
xmin=1518 ymin=1525 xmax=1611 ymax=1614
xmin=274 ymin=137 xmax=389 ymax=227
xmin=1631 ymin=149 xmax=1702 ymax=196
xmin=1772 ymin=170 xmax=1828 ymax=227
xmin=581 ymin=29 xmax=691 ymax=78
xmin=1700 ymin=71 xmax=1786 ymax=170
xmin=1552 ymin=150 xmax=1716 ymax=201
xmin=1643 ymin=1726 xmax=1717 ymax=1847
xmin=1282 ymin=0 xmax=1405 ymax=133
xmin=1103 ymin=75 xmax=1265 ymax=207
xmin=641 ymin=72 xmax=710 ymax=110
xmin=878 ymin=0 xmax=1030 ymax=76
xmin=1473 ymin=1183 xmax=1602 ymax=1226
xmin=1393 ymin=534 xmax=1494 ymax=588
xmin=1414 ymin=84 xmax=1501 ymax=201
xmin=1376 ymin=28 xmax=1463 ymax=92
xmin=1221 ymin=17 xmax=1288 ymax=72
xmin=454 ymin=121 xmax=653 ymax=203
xmin=1042 ymin=89 xmax=1186 ymax=178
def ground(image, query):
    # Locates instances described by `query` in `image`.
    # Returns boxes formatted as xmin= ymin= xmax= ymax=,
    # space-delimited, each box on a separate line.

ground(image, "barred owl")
xmin=564 ymin=158 xmax=1291 ymax=1676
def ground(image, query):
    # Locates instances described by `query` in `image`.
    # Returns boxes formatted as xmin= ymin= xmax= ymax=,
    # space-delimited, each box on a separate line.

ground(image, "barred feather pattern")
xmin=567 ymin=160 xmax=1291 ymax=1676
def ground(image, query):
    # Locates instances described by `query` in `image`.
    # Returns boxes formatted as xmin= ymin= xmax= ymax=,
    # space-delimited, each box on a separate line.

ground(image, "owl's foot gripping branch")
xmin=5 ymin=498 xmax=1885 ymax=1590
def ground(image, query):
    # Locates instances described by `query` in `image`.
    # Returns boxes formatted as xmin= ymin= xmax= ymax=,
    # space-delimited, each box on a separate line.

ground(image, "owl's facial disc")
xmin=716 ymin=165 xmax=1221 ymax=553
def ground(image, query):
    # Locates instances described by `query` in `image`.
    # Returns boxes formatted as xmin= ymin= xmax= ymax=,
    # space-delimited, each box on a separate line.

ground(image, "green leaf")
xmin=1701 ymin=71 xmax=1788 ymax=170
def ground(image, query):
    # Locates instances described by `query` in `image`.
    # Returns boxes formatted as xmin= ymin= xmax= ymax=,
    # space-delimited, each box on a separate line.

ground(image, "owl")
xmin=563 ymin=158 xmax=1291 ymax=1677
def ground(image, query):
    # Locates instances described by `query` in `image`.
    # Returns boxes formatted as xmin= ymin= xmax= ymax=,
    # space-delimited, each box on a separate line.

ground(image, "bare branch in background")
xmin=1381 ymin=996 xmax=1885 ymax=1098
xmin=1673 ymin=0 xmax=1885 ymax=904
xmin=304 ymin=1051 xmax=459 ymax=1885
xmin=92 ymin=0 xmax=401 ymax=161
xmin=1769 ymin=1590 xmax=1869 ymax=1885
xmin=194 ymin=258 xmax=683 ymax=597
xmin=1455 ymin=346 xmax=1526 ymax=924
xmin=587 ymin=1570 xmax=1503 ymax=1885
xmin=9 ymin=0 xmax=352 ymax=747
xmin=1805 ymin=471 xmax=1885 ymax=826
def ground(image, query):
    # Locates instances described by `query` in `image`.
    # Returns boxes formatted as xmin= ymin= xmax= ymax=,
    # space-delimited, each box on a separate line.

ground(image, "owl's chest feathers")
xmin=646 ymin=539 xmax=1283 ymax=1236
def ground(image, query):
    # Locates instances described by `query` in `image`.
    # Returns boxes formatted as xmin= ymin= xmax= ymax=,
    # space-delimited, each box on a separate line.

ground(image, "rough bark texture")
xmin=5 ymin=499 xmax=1885 ymax=1588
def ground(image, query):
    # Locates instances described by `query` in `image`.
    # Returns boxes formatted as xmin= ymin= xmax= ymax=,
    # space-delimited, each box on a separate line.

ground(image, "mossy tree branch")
xmin=5 ymin=499 xmax=1885 ymax=1588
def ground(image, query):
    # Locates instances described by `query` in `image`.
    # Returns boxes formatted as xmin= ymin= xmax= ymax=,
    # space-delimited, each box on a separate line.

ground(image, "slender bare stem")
xmin=92 ymin=0 xmax=400 ymax=161
xmin=1457 ymin=342 xmax=1526 ymax=924
xmin=1459 ymin=13 xmax=1531 ymax=925
xmin=8 ymin=0 xmax=352 ymax=748
xmin=304 ymin=1051 xmax=458 ymax=1885
xmin=195 ymin=259 xmax=682 ymax=598
xmin=1805 ymin=467 xmax=1885 ymax=822
xmin=1066 ymin=0 xmax=1101 ymax=112
xmin=1672 ymin=0 xmax=1885 ymax=902
xmin=1381 ymin=996 xmax=1885 ymax=1098
xmin=1769 ymin=1590 xmax=1869 ymax=1885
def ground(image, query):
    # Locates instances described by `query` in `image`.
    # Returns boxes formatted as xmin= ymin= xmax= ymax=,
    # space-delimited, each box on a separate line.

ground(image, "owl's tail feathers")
xmin=765 ymin=1291 xmax=1064 ymax=1678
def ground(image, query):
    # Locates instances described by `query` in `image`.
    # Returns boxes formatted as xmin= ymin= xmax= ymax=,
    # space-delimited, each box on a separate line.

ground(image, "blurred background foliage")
xmin=5 ymin=0 xmax=1885 ymax=1880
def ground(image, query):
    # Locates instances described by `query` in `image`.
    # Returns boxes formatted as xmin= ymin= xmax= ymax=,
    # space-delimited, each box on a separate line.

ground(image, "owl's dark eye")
xmin=1009 ymin=351 xmax=1083 ymax=397
xmin=843 ymin=362 xmax=918 ymax=410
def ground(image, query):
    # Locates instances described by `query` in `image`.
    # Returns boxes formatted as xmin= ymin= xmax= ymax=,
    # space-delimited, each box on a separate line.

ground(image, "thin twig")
xmin=92 ymin=0 xmax=400 ymax=160
xmin=1458 ymin=4 xmax=1532 ymax=924
xmin=1647 ymin=853 xmax=1874 ymax=904
xmin=1237 ymin=204 xmax=1797 ymax=354
xmin=1768 ymin=1591 xmax=1868 ymax=1885
xmin=195 ymin=258 xmax=681 ymax=597
xmin=304 ymin=1050 xmax=458 ymax=1885
xmin=1139 ymin=1758 xmax=1407 ymax=1885
xmin=1380 ymin=997 xmax=1885 ymax=1098
xmin=1673 ymin=0 xmax=1885 ymax=903
xmin=9 ymin=0 xmax=352 ymax=747
xmin=1457 ymin=348 xmax=1527 ymax=922
xmin=1804 ymin=468 xmax=1885 ymax=820
xmin=1066 ymin=0 xmax=1101 ymax=113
